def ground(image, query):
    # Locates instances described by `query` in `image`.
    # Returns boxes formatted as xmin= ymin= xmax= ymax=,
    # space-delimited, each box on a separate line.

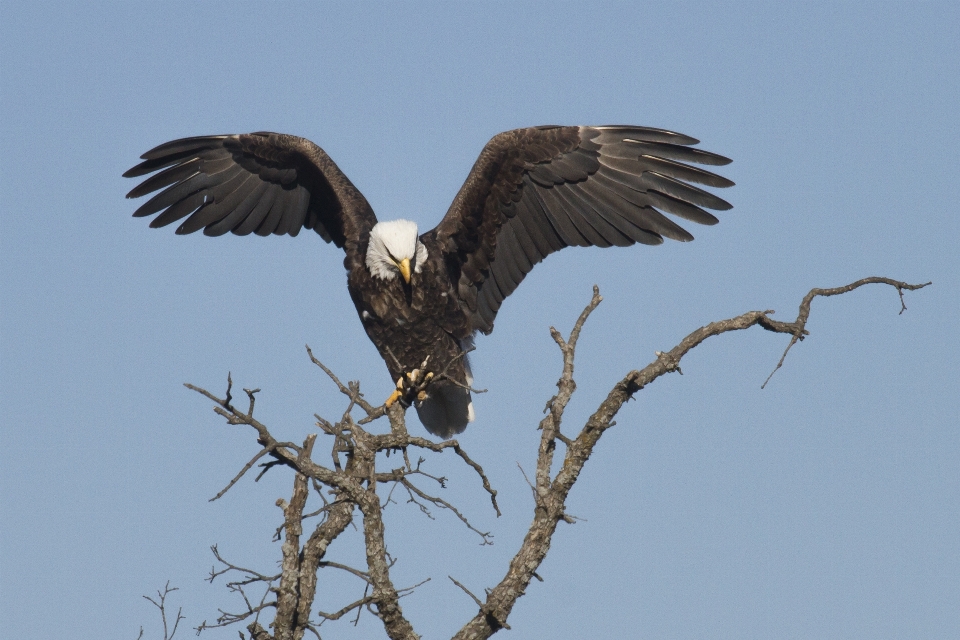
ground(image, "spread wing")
xmin=124 ymin=132 xmax=376 ymax=250
xmin=432 ymin=125 xmax=734 ymax=333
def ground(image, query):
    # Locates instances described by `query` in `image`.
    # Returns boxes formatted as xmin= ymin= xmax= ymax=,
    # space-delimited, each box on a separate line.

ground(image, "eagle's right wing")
xmin=432 ymin=125 xmax=734 ymax=333
xmin=124 ymin=132 xmax=376 ymax=250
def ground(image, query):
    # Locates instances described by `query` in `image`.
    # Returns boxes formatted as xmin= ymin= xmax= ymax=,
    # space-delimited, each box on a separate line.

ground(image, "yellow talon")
xmin=384 ymin=371 xmax=431 ymax=408
xmin=385 ymin=377 xmax=405 ymax=407
xmin=385 ymin=388 xmax=402 ymax=408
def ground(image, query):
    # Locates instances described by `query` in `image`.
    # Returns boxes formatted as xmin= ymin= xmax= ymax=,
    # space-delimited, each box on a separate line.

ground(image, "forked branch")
xmin=141 ymin=582 xmax=184 ymax=640
xmin=188 ymin=353 xmax=500 ymax=640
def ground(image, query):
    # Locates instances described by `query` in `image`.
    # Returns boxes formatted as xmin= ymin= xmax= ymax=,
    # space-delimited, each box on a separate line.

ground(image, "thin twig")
xmin=307 ymin=345 xmax=382 ymax=418
xmin=449 ymin=575 xmax=484 ymax=609
xmin=402 ymin=479 xmax=493 ymax=544
xmin=209 ymin=445 xmax=278 ymax=502
xmin=143 ymin=582 xmax=184 ymax=640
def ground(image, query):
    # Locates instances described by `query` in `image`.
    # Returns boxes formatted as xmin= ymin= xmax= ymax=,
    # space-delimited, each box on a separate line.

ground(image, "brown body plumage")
xmin=124 ymin=125 xmax=734 ymax=437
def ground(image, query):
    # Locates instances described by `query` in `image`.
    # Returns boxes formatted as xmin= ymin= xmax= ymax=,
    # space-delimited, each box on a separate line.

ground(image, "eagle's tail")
xmin=415 ymin=379 xmax=474 ymax=439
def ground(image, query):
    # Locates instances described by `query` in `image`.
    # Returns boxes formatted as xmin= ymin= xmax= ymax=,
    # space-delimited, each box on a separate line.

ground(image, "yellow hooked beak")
xmin=397 ymin=257 xmax=412 ymax=284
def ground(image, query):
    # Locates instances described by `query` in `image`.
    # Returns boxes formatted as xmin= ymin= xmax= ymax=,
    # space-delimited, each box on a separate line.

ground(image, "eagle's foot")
xmin=383 ymin=369 xmax=437 ymax=408
xmin=410 ymin=371 xmax=435 ymax=403
xmin=384 ymin=377 xmax=405 ymax=408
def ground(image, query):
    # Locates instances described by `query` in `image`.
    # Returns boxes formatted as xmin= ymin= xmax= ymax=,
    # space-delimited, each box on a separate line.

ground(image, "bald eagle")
xmin=124 ymin=126 xmax=733 ymax=437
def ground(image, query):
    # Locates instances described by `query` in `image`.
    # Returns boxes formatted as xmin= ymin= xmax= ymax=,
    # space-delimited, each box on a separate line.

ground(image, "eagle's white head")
xmin=366 ymin=219 xmax=428 ymax=283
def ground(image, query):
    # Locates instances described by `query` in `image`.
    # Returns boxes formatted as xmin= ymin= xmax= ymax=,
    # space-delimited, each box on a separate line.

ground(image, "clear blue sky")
xmin=2 ymin=2 xmax=958 ymax=639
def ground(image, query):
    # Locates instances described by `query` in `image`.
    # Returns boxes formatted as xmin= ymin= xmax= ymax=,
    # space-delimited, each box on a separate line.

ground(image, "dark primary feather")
xmin=433 ymin=125 xmax=734 ymax=332
xmin=124 ymin=132 xmax=377 ymax=248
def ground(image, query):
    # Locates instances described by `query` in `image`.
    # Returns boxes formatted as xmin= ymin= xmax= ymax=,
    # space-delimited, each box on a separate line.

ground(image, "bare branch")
xmin=534 ymin=285 xmax=602 ymax=504
xmin=273 ymin=434 xmax=316 ymax=634
xmin=448 ymin=576 xmax=484 ymax=609
xmin=195 ymin=545 xmax=280 ymax=636
xmin=355 ymin=487 xmax=418 ymax=638
xmin=316 ymin=594 xmax=377 ymax=622
xmin=401 ymin=479 xmax=494 ymax=544
xmin=244 ymin=387 xmax=260 ymax=415
xmin=318 ymin=561 xmax=372 ymax=584
xmin=451 ymin=443 xmax=501 ymax=517
xmin=142 ymin=582 xmax=184 ymax=640
xmin=294 ymin=475 xmax=357 ymax=636
xmin=760 ymin=277 xmax=931 ymax=387
xmin=307 ymin=344 xmax=383 ymax=419
xmin=196 ymin=598 xmax=277 ymax=633
xmin=207 ymin=545 xmax=280 ymax=586
xmin=396 ymin=577 xmax=432 ymax=596
xmin=365 ymin=431 xmax=500 ymax=516
xmin=452 ymin=278 xmax=928 ymax=639
xmin=210 ymin=445 xmax=278 ymax=502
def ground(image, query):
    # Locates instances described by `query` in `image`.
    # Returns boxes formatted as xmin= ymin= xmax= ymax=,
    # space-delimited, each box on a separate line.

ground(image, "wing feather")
xmin=434 ymin=125 xmax=734 ymax=332
xmin=125 ymin=132 xmax=376 ymax=251
xmin=584 ymin=174 xmax=693 ymax=242
xmin=123 ymin=136 xmax=231 ymax=177
xmin=132 ymin=168 xmax=232 ymax=219
xmin=528 ymin=164 xmax=563 ymax=187
xmin=600 ymin=154 xmax=733 ymax=188
xmin=536 ymin=186 xmax=603 ymax=246
xmin=177 ymin=168 xmax=251 ymax=234
xmin=277 ymin=186 xmax=311 ymax=237
xmin=553 ymin=183 xmax=627 ymax=247
xmin=503 ymin=212 xmax=542 ymax=267
xmin=512 ymin=196 xmax=564 ymax=255
xmin=126 ymin=157 xmax=204 ymax=199
xmin=234 ymin=183 xmax=280 ymax=236
xmin=203 ymin=180 xmax=270 ymax=237
xmin=500 ymin=225 xmax=530 ymax=284
xmin=593 ymin=126 xmax=700 ymax=146
xmin=640 ymin=171 xmax=732 ymax=211
xmin=613 ymin=140 xmax=732 ymax=166
xmin=638 ymin=190 xmax=719 ymax=226
xmin=149 ymin=191 xmax=207 ymax=229
xmin=190 ymin=174 xmax=261 ymax=236
xmin=559 ymin=182 xmax=645 ymax=246
xmin=255 ymin=187 xmax=292 ymax=236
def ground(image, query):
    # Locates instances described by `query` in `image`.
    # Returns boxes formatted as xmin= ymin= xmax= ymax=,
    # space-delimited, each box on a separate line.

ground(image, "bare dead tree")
xmin=170 ymin=276 xmax=928 ymax=640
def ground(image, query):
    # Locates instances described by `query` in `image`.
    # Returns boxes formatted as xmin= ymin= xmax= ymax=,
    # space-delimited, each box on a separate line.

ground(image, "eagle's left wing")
xmin=124 ymin=132 xmax=377 ymax=249
xmin=432 ymin=125 xmax=734 ymax=333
